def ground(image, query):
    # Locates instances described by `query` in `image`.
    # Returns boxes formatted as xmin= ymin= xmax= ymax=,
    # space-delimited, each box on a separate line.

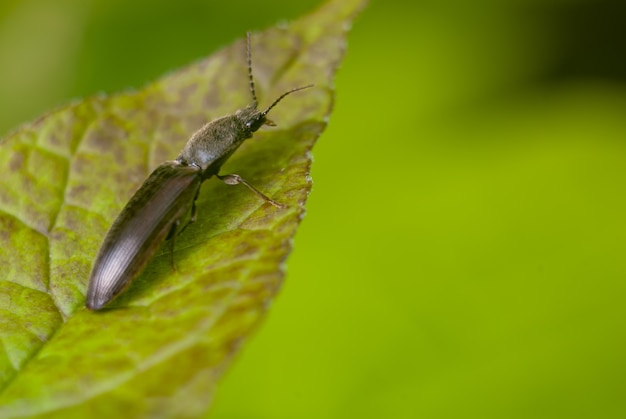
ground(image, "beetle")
xmin=86 ymin=33 xmax=312 ymax=310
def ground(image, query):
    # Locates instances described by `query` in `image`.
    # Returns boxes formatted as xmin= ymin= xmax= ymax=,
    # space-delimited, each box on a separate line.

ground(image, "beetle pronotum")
xmin=86 ymin=33 xmax=312 ymax=310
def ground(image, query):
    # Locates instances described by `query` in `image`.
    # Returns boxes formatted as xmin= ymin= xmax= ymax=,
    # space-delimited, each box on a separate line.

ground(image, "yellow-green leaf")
xmin=0 ymin=0 xmax=367 ymax=417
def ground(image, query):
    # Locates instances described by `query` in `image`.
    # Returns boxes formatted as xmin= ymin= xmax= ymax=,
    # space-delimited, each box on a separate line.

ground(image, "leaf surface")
xmin=0 ymin=0 xmax=366 ymax=416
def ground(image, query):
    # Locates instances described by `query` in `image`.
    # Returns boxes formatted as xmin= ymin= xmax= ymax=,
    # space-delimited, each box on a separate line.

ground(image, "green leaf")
xmin=0 ymin=0 xmax=366 ymax=416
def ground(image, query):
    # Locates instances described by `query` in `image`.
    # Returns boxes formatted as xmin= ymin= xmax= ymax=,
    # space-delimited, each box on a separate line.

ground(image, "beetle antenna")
xmin=247 ymin=32 xmax=258 ymax=108
xmin=261 ymin=84 xmax=314 ymax=117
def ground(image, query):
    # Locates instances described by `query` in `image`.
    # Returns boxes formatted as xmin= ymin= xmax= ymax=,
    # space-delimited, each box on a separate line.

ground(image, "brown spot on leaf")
xmin=179 ymin=82 xmax=200 ymax=103
xmin=8 ymin=151 xmax=24 ymax=172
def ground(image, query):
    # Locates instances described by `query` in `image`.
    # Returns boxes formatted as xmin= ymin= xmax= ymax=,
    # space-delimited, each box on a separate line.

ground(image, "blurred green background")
xmin=2 ymin=0 xmax=626 ymax=418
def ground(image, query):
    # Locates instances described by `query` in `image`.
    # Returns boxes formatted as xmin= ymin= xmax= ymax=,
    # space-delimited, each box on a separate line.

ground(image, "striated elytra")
xmin=86 ymin=33 xmax=312 ymax=310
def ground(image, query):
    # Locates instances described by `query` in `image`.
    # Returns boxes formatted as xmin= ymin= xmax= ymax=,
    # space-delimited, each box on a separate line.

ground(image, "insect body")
xmin=86 ymin=33 xmax=311 ymax=310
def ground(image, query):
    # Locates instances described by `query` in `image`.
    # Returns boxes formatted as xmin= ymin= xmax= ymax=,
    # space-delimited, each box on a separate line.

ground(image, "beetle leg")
xmin=178 ymin=188 xmax=200 ymax=235
xmin=168 ymin=219 xmax=180 ymax=272
xmin=217 ymin=173 xmax=285 ymax=208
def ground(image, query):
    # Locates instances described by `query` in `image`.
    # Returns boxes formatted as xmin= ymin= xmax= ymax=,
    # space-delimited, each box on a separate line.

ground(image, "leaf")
xmin=0 ymin=0 xmax=367 ymax=416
